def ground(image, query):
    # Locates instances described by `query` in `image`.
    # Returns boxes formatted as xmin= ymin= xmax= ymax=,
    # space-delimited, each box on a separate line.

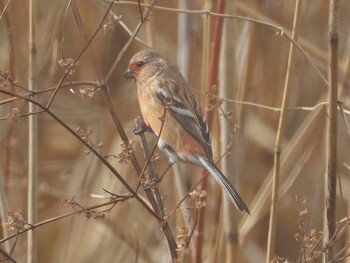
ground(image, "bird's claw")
xmin=133 ymin=121 xmax=151 ymax=135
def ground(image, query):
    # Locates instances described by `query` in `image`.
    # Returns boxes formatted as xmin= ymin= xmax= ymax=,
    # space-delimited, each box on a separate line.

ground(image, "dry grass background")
xmin=0 ymin=0 xmax=350 ymax=262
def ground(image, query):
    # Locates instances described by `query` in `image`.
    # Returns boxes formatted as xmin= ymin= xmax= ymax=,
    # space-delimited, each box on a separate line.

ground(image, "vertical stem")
xmin=194 ymin=1 xmax=225 ymax=262
xmin=325 ymin=0 xmax=339 ymax=260
xmin=200 ymin=1 xmax=210 ymax=102
xmin=176 ymin=0 xmax=196 ymax=252
xmin=177 ymin=0 xmax=189 ymax=79
xmin=143 ymin=0 xmax=154 ymax=48
xmin=219 ymin=3 xmax=240 ymax=261
xmin=28 ymin=0 xmax=37 ymax=262
xmin=265 ymin=0 xmax=302 ymax=261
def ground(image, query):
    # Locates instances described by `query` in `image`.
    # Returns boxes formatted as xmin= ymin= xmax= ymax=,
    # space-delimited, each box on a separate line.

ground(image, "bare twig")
xmin=0 ymin=198 xmax=128 ymax=245
xmin=0 ymin=80 xmax=99 ymax=106
xmin=137 ymin=0 xmax=143 ymax=22
xmin=104 ymin=0 xmax=157 ymax=82
xmin=0 ymin=89 xmax=161 ymax=221
xmin=0 ymin=0 xmax=12 ymax=21
xmin=45 ymin=0 xmax=112 ymax=109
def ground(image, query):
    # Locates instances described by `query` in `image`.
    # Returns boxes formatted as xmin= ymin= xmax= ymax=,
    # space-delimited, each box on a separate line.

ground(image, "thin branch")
xmin=45 ymin=0 xmax=113 ymax=109
xmin=0 ymin=0 xmax=12 ymax=21
xmin=134 ymin=118 xmax=164 ymax=218
xmin=0 ymin=89 xmax=162 ymax=221
xmin=0 ymin=199 xmax=128 ymax=245
xmin=0 ymin=81 xmax=98 ymax=106
xmin=104 ymin=0 xmax=158 ymax=82
xmin=137 ymin=0 xmax=143 ymax=22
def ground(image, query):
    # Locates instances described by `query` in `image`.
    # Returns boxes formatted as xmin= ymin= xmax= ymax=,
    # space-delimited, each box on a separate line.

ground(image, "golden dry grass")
xmin=0 ymin=0 xmax=350 ymax=262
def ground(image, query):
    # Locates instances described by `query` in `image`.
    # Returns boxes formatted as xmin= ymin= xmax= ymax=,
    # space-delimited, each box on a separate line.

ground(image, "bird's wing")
xmin=155 ymin=71 xmax=212 ymax=157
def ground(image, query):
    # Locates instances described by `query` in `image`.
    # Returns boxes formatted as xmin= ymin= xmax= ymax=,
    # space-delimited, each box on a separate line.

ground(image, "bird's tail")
xmin=197 ymin=156 xmax=250 ymax=215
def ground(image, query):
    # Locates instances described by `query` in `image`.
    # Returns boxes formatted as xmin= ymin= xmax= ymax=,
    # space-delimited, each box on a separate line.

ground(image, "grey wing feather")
xmin=198 ymin=156 xmax=250 ymax=214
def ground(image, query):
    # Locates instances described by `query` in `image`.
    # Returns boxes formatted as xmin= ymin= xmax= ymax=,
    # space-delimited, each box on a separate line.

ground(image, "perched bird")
xmin=124 ymin=49 xmax=250 ymax=214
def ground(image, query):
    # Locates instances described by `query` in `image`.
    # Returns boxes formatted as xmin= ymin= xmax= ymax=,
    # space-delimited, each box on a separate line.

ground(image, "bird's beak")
xmin=124 ymin=69 xmax=135 ymax=80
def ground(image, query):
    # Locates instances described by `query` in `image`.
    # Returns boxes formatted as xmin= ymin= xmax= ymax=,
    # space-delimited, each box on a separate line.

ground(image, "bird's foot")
xmin=133 ymin=120 xmax=152 ymax=135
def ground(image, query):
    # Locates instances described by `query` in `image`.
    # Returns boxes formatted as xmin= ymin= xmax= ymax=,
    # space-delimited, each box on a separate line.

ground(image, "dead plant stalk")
xmin=266 ymin=0 xmax=302 ymax=261
xmin=324 ymin=0 xmax=339 ymax=261
xmin=28 ymin=0 xmax=38 ymax=262
xmin=193 ymin=0 xmax=225 ymax=262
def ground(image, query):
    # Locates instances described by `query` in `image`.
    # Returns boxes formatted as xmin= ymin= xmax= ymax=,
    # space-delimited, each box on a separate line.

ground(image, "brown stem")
xmin=266 ymin=0 xmax=302 ymax=261
xmin=325 ymin=0 xmax=339 ymax=260
xmin=193 ymin=1 xmax=225 ymax=262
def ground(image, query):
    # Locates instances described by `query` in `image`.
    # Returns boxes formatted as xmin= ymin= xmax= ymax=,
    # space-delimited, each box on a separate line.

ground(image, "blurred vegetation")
xmin=0 ymin=0 xmax=350 ymax=262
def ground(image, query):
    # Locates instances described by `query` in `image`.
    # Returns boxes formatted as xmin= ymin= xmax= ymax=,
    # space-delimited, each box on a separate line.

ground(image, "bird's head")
xmin=124 ymin=49 xmax=169 ymax=83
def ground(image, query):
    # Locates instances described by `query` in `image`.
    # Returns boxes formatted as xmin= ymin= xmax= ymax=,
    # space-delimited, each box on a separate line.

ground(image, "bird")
xmin=124 ymin=49 xmax=250 ymax=214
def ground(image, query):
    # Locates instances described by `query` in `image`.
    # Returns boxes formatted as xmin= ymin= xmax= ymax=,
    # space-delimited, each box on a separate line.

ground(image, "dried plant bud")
xmin=195 ymin=200 xmax=206 ymax=209
xmin=205 ymin=90 xmax=223 ymax=111
xmin=150 ymin=152 xmax=159 ymax=162
xmin=75 ymin=126 xmax=97 ymax=150
xmin=2 ymin=210 xmax=30 ymax=232
xmin=294 ymin=232 xmax=301 ymax=242
xmin=6 ymin=108 xmax=20 ymax=122
xmin=70 ymin=87 xmax=97 ymax=98
xmin=197 ymin=189 xmax=207 ymax=198
xmin=188 ymin=190 xmax=197 ymax=199
xmin=102 ymin=13 xmax=122 ymax=33
xmin=225 ymin=110 xmax=236 ymax=131
xmin=75 ymin=126 xmax=83 ymax=135
xmin=62 ymin=196 xmax=79 ymax=209
xmin=188 ymin=189 xmax=207 ymax=199
xmin=116 ymin=140 xmax=134 ymax=164
xmin=271 ymin=255 xmax=288 ymax=263
xmin=58 ymin=58 xmax=79 ymax=75
xmin=87 ymin=127 xmax=93 ymax=134
xmin=175 ymin=226 xmax=190 ymax=254
xmin=93 ymin=212 xmax=105 ymax=220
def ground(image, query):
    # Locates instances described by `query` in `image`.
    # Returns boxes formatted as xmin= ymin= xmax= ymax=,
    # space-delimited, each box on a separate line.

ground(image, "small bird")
xmin=124 ymin=49 xmax=250 ymax=214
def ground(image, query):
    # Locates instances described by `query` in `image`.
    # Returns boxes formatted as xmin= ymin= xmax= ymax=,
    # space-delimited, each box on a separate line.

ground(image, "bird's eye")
xmin=136 ymin=61 xmax=145 ymax=68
